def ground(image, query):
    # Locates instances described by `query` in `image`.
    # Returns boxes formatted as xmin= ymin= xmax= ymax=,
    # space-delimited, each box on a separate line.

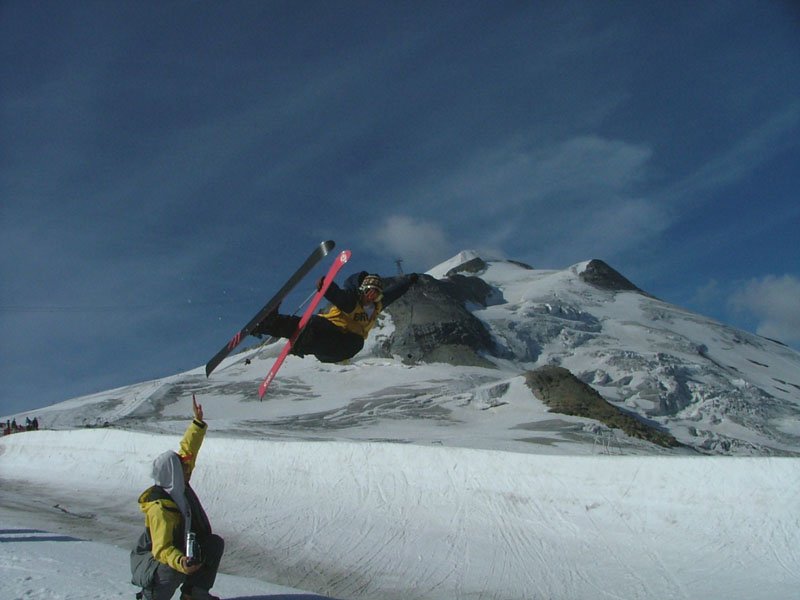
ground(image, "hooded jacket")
xmin=131 ymin=419 xmax=210 ymax=581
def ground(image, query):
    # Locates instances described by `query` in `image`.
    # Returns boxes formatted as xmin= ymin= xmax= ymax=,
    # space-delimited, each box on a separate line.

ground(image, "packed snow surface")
xmin=2 ymin=428 xmax=798 ymax=600
xmin=0 ymin=517 xmax=321 ymax=600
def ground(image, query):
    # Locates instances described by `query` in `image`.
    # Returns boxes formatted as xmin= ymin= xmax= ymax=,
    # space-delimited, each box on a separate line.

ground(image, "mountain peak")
xmin=578 ymin=259 xmax=648 ymax=295
xmin=428 ymin=250 xmax=534 ymax=279
xmin=427 ymin=250 xmax=486 ymax=279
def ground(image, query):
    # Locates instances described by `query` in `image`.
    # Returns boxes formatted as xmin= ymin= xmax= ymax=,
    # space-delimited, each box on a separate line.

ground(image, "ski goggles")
xmin=361 ymin=286 xmax=383 ymax=302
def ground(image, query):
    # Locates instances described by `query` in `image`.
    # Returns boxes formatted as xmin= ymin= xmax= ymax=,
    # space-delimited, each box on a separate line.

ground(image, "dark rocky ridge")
xmin=579 ymin=259 xmax=649 ymax=295
xmin=380 ymin=274 xmax=496 ymax=367
xmin=443 ymin=256 xmax=488 ymax=277
xmin=524 ymin=365 xmax=680 ymax=448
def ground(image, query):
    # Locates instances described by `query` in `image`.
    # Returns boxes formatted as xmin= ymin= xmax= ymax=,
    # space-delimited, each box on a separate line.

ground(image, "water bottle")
xmin=186 ymin=532 xmax=198 ymax=564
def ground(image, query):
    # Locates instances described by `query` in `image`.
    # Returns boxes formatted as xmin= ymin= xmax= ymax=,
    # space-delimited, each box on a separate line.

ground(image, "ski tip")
xmin=321 ymin=240 xmax=335 ymax=254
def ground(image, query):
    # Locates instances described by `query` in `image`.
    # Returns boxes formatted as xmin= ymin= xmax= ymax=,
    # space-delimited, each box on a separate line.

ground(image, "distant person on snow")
xmin=131 ymin=395 xmax=224 ymax=600
xmin=252 ymin=271 xmax=419 ymax=363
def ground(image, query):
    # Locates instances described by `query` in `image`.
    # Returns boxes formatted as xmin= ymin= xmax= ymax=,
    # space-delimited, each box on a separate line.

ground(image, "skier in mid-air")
xmin=252 ymin=271 xmax=419 ymax=363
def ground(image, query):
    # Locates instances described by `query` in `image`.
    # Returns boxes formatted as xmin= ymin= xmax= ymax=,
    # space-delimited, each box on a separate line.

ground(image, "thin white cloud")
xmin=537 ymin=196 xmax=668 ymax=266
xmin=529 ymin=135 xmax=653 ymax=195
xmin=692 ymin=279 xmax=722 ymax=309
xmin=730 ymin=275 xmax=800 ymax=344
xmin=398 ymin=135 xmax=664 ymax=267
xmin=364 ymin=216 xmax=453 ymax=270
xmin=668 ymin=102 xmax=800 ymax=201
xmin=437 ymin=135 xmax=653 ymax=212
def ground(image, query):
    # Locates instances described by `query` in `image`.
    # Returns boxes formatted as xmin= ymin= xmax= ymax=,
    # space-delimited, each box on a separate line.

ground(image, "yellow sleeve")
xmin=178 ymin=419 xmax=207 ymax=474
xmin=145 ymin=502 xmax=187 ymax=573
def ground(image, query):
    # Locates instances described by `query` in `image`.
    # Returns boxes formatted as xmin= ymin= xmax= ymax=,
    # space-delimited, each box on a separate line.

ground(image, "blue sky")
xmin=2 ymin=1 xmax=799 ymax=416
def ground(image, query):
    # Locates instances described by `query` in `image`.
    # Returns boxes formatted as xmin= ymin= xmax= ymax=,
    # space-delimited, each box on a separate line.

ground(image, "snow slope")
xmin=1 ymin=428 xmax=798 ymax=600
xmin=0 ymin=515 xmax=326 ymax=600
xmin=7 ymin=252 xmax=799 ymax=457
xmin=3 ymin=251 xmax=800 ymax=599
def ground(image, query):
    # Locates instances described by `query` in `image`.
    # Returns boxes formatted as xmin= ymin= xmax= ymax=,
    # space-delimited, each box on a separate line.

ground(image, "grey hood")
xmin=151 ymin=450 xmax=191 ymax=529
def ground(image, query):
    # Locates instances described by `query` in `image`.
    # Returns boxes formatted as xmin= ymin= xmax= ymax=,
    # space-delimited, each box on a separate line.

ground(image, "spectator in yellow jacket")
xmin=130 ymin=395 xmax=224 ymax=600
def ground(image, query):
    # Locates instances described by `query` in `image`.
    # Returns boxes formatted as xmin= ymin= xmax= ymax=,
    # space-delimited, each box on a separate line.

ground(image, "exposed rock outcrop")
xmin=380 ymin=275 xmax=496 ymax=367
xmin=579 ymin=259 xmax=649 ymax=295
xmin=444 ymin=256 xmax=488 ymax=277
xmin=524 ymin=365 xmax=680 ymax=448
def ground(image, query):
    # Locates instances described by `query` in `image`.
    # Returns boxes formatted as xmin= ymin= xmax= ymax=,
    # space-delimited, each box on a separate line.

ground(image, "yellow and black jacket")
xmin=319 ymin=271 xmax=416 ymax=338
xmin=130 ymin=419 xmax=210 ymax=585
xmin=254 ymin=272 xmax=419 ymax=363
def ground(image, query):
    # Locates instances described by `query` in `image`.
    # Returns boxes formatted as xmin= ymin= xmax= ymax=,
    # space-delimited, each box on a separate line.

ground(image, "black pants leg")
xmin=296 ymin=317 xmax=364 ymax=362
xmin=184 ymin=534 xmax=224 ymax=597
xmin=256 ymin=313 xmax=364 ymax=362
xmin=143 ymin=562 xmax=183 ymax=600
xmin=255 ymin=313 xmax=300 ymax=339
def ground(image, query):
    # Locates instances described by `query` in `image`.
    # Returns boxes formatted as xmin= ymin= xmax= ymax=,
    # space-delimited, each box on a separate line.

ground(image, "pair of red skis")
xmin=204 ymin=241 xmax=350 ymax=399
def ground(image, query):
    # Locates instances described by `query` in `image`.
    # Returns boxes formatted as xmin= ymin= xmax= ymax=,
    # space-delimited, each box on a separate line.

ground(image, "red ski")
xmin=258 ymin=249 xmax=351 ymax=399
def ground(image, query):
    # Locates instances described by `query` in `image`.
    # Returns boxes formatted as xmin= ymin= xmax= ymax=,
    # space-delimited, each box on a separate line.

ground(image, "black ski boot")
xmin=251 ymin=304 xmax=280 ymax=338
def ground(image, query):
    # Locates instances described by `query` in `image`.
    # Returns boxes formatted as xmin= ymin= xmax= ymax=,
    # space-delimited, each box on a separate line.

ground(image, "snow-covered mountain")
xmin=4 ymin=251 xmax=800 ymax=600
xmin=9 ymin=250 xmax=800 ymax=456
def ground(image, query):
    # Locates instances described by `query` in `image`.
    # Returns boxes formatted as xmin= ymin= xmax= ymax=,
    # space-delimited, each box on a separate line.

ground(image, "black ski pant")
xmin=264 ymin=314 xmax=364 ymax=363
xmin=138 ymin=534 xmax=224 ymax=600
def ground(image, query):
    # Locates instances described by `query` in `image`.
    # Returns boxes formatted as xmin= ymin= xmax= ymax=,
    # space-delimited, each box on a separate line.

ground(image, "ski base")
xmin=258 ymin=249 xmax=351 ymax=399
xmin=204 ymin=240 xmax=335 ymax=377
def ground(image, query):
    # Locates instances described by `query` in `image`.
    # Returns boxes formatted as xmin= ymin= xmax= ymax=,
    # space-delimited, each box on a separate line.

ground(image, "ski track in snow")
xmin=2 ymin=429 xmax=799 ymax=600
xmin=0 ymin=523 xmax=330 ymax=600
